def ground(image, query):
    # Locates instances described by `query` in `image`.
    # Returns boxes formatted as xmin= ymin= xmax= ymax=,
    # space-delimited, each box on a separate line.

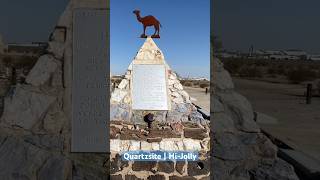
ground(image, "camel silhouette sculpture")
xmin=133 ymin=10 xmax=161 ymax=38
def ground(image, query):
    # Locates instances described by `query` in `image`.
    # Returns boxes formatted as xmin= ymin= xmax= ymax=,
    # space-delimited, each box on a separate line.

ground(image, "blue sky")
xmin=110 ymin=0 xmax=210 ymax=78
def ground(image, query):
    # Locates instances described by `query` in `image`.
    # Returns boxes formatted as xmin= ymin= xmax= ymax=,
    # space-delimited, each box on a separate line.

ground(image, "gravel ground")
xmin=233 ymin=77 xmax=320 ymax=161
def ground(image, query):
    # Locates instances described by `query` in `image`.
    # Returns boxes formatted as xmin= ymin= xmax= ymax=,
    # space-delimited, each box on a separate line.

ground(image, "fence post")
xmin=306 ymin=83 xmax=312 ymax=104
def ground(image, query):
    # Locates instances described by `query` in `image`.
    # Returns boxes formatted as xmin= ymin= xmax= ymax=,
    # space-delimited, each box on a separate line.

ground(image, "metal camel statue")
xmin=133 ymin=10 xmax=161 ymax=38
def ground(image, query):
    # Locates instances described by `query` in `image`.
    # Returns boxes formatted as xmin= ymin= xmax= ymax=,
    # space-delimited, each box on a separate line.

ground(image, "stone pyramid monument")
xmin=109 ymin=37 xmax=211 ymax=179
xmin=110 ymin=37 xmax=208 ymax=126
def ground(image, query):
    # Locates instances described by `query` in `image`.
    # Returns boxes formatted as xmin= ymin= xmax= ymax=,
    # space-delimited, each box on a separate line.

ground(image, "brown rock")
xmin=187 ymin=159 xmax=210 ymax=176
xmin=175 ymin=161 xmax=185 ymax=174
xmin=184 ymin=128 xmax=208 ymax=140
xmin=110 ymin=126 xmax=120 ymax=139
xmin=132 ymin=161 xmax=157 ymax=171
xmin=120 ymin=128 xmax=147 ymax=140
xmin=147 ymin=129 xmax=180 ymax=138
xmin=125 ymin=175 xmax=143 ymax=180
xmin=110 ymin=154 xmax=128 ymax=174
xmin=157 ymin=161 xmax=174 ymax=173
xmin=110 ymin=175 xmax=122 ymax=180
xmin=169 ymin=176 xmax=196 ymax=180
xmin=147 ymin=175 xmax=165 ymax=180
xmin=147 ymin=137 xmax=162 ymax=143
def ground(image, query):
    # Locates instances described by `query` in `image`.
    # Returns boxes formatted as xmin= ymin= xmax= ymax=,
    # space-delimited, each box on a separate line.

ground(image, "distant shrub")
xmin=239 ymin=67 xmax=263 ymax=78
xmin=199 ymin=83 xmax=209 ymax=88
xmin=184 ymin=82 xmax=193 ymax=87
xmin=287 ymin=68 xmax=317 ymax=83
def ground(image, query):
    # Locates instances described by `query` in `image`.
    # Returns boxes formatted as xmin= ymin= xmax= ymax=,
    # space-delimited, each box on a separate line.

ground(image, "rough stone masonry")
xmin=0 ymin=0 xmax=299 ymax=180
xmin=109 ymin=37 xmax=210 ymax=179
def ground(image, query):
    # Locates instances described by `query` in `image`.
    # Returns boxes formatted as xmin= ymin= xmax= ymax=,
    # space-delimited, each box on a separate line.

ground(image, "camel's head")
xmin=133 ymin=10 xmax=140 ymax=15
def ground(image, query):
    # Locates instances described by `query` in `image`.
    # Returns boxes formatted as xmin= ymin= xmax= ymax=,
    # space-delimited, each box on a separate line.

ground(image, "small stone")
xmin=110 ymin=154 xmax=128 ymax=174
xmin=120 ymin=140 xmax=130 ymax=152
xmin=171 ymin=91 xmax=180 ymax=98
xmin=174 ymin=83 xmax=183 ymax=90
xmin=118 ymin=79 xmax=128 ymax=89
xmin=111 ymin=89 xmax=127 ymax=103
xmin=129 ymin=141 xmax=140 ymax=151
xmin=187 ymin=159 xmax=210 ymax=176
xmin=183 ymin=139 xmax=202 ymax=151
xmin=175 ymin=161 xmax=185 ymax=174
xmin=175 ymin=141 xmax=184 ymax=150
xmin=26 ymin=55 xmax=60 ymax=86
xmin=151 ymin=142 xmax=160 ymax=150
xmin=141 ymin=141 xmax=152 ymax=150
xmin=160 ymin=140 xmax=178 ymax=151
xmin=47 ymin=41 xmax=65 ymax=59
xmin=110 ymin=126 xmax=120 ymax=139
xmin=168 ymin=79 xmax=175 ymax=85
xmin=158 ymin=161 xmax=174 ymax=173
xmin=110 ymin=139 xmax=121 ymax=152
xmin=180 ymin=90 xmax=190 ymax=101
xmin=173 ymin=97 xmax=184 ymax=104
xmin=169 ymin=73 xmax=177 ymax=80
xmin=147 ymin=137 xmax=162 ymax=143
xmin=128 ymin=63 xmax=133 ymax=70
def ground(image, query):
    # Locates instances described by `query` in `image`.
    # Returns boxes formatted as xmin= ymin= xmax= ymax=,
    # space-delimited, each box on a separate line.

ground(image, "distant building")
xmin=5 ymin=42 xmax=47 ymax=56
xmin=309 ymin=55 xmax=320 ymax=61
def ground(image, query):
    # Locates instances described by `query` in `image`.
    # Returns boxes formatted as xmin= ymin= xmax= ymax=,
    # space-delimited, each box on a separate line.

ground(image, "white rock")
xmin=141 ymin=141 xmax=152 ymax=150
xmin=174 ymin=83 xmax=183 ymax=90
xmin=180 ymin=90 xmax=190 ymax=101
xmin=183 ymin=139 xmax=202 ymax=151
xmin=168 ymin=79 xmax=175 ymax=86
xmin=48 ymin=41 xmax=65 ymax=59
xmin=160 ymin=140 xmax=178 ymax=151
xmin=128 ymin=63 xmax=133 ymax=70
xmin=129 ymin=141 xmax=140 ymax=151
xmin=173 ymin=97 xmax=184 ymax=104
xmin=1 ymin=85 xmax=56 ymax=130
xmin=169 ymin=73 xmax=177 ymax=80
xmin=110 ymin=139 xmax=121 ymax=152
xmin=120 ymin=140 xmax=130 ymax=152
xmin=118 ymin=79 xmax=128 ymax=89
xmin=111 ymin=89 xmax=127 ymax=103
xmin=175 ymin=141 xmax=184 ymax=150
xmin=151 ymin=143 xmax=160 ymax=150
xmin=171 ymin=91 xmax=181 ymax=98
xmin=26 ymin=55 xmax=60 ymax=86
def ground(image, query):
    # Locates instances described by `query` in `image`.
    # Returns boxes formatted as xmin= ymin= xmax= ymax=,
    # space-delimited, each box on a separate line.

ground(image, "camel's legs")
xmin=143 ymin=25 xmax=146 ymax=36
xmin=154 ymin=24 xmax=160 ymax=35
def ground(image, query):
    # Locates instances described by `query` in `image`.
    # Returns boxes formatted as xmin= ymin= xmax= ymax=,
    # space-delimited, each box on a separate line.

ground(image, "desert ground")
xmin=184 ymin=86 xmax=210 ymax=112
xmin=233 ymin=78 xmax=320 ymax=161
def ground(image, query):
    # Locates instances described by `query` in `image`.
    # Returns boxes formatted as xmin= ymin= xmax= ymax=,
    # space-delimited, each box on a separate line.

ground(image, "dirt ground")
xmin=233 ymin=78 xmax=320 ymax=161
xmin=183 ymin=86 xmax=210 ymax=112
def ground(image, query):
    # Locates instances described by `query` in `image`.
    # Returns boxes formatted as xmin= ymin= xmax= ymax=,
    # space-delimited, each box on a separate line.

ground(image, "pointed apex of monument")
xmin=133 ymin=36 xmax=165 ymax=64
